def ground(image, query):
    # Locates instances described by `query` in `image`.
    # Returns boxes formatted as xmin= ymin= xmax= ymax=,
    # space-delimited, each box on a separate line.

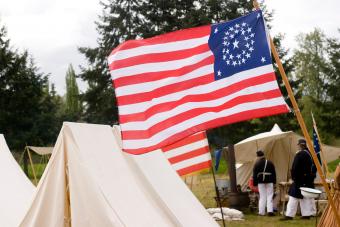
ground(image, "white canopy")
xmin=26 ymin=146 xmax=53 ymax=155
xmin=0 ymin=134 xmax=35 ymax=227
xmin=20 ymin=122 xmax=217 ymax=227
xmin=234 ymin=124 xmax=340 ymax=189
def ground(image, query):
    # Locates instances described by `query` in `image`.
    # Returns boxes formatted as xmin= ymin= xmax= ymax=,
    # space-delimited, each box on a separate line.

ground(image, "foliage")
xmin=0 ymin=23 xmax=62 ymax=149
xmin=65 ymin=64 xmax=82 ymax=121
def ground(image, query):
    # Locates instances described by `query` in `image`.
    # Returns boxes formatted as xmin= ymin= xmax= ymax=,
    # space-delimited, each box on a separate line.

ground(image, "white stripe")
xmin=108 ymin=35 xmax=209 ymax=63
xmin=110 ymin=51 xmax=213 ymax=79
xmin=164 ymin=139 xmax=208 ymax=159
xmin=172 ymin=153 xmax=211 ymax=171
xmin=122 ymin=97 xmax=287 ymax=150
xmin=121 ymin=81 xmax=279 ymax=130
xmin=119 ymin=64 xmax=273 ymax=114
xmin=115 ymin=64 xmax=214 ymax=97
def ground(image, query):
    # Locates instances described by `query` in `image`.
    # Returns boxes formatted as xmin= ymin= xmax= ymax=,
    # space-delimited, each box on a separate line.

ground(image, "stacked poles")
xmin=253 ymin=1 xmax=340 ymax=225
xmin=318 ymin=165 xmax=340 ymax=227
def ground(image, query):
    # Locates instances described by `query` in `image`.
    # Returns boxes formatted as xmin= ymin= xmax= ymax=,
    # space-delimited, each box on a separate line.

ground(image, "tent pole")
xmin=27 ymin=149 xmax=38 ymax=185
xmin=209 ymin=152 xmax=226 ymax=227
xmin=64 ymin=150 xmax=71 ymax=227
xmin=252 ymin=1 xmax=340 ymax=225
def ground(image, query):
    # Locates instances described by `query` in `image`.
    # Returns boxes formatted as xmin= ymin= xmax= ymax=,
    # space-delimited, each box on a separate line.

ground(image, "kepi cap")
xmin=256 ymin=150 xmax=264 ymax=157
xmin=297 ymin=139 xmax=306 ymax=145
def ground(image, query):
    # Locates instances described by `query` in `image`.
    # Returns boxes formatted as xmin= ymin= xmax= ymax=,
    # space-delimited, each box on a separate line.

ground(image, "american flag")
xmin=161 ymin=131 xmax=211 ymax=176
xmin=313 ymin=126 xmax=322 ymax=165
xmin=108 ymin=10 xmax=289 ymax=154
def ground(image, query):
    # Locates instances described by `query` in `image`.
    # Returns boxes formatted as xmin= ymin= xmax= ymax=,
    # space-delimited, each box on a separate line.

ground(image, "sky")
xmin=0 ymin=0 xmax=339 ymax=95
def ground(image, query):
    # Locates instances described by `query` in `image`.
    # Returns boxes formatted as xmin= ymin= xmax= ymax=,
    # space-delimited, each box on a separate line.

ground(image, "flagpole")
xmin=311 ymin=112 xmax=334 ymax=192
xmin=252 ymin=1 xmax=340 ymax=225
xmin=209 ymin=148 xmax=226 ymax=227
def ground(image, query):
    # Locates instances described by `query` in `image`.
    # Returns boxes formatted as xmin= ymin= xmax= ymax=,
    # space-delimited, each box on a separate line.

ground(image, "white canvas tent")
xmin=234 ymin=124 xmax=340 ymax=190
xmin=20 ymin=122 xmax=218 ymax=227
xmin=0 ymin=134 xmax=35 ymax=227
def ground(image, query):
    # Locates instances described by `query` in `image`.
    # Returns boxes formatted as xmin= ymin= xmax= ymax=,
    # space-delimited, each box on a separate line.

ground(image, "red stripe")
xmin=177 ymin=160 xmax=212 ymax=176
xmin=122 ymin=89 xmax=284 ymax=139
xmin=162 ymin=132 xmax=206 ymax=152
xmin=168 ymin=146 xmax=210 ymax=164
xmin=123 ymin=105 xmax=289 ymax=154
xmin=110 ymin=44 xmax=210 ymax=71
xmin=117 ymin=73 xmax=214 ymax=105
xmin=113 ymin=55 xmax=214 ymax=88
xmin=119 ymin=72 xmax=276 ymax=123
xmin=109 ymin=25 xmax=211 ymax=55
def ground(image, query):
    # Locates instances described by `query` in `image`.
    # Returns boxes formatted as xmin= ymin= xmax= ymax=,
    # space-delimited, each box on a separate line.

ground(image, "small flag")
xmin=161 ymin=131 xmax=211 ymax=176
xmin=214 ymin=149 xmax=222 ymax=171
xmin=108 ymin=9 xmax=289 ymax=154
xmin=312 ymin=126 xmax=322 ymax=165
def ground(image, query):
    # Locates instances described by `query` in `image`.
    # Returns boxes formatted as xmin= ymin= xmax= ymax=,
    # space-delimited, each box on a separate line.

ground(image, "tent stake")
xmin=252 ymin=1 xmax=340 ymax=225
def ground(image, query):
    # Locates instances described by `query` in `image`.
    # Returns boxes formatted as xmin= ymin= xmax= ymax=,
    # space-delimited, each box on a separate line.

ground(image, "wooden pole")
xmin=209 ymin=152 xmax=226 ymax=227
xmin=252 ymin=1 xmax=340 ymax=225
xmin=311 ymin=113 xmax=332 ymax=183
xmin=27 ymin=149 xmax=38 ymax=185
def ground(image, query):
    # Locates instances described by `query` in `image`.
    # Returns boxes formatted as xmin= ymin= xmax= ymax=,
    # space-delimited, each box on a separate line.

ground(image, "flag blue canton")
xmin=208 ymin=10 xmax=271 ymax=80
xmin=313 ymin=127 xmax=322 ymax=165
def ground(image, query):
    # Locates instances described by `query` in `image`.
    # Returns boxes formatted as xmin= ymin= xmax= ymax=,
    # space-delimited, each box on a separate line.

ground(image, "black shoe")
xmin=279 ymin=216 xmax=293 ymax=221
xmin=301 ymin=216 xmax=310 ymax=219
xmin=268 ymin=212 xmax=275 ymax=216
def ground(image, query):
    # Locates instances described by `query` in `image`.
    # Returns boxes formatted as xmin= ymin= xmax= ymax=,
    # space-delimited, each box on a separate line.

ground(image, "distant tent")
xmin=20 ymin=122 xmax=218 ymax=227
xmin=234 ymin=124 xmax=340 ymax=190
xmin=21 ymin=146 xmax=53 ymax=184
xmin=0 ymin=134 xmax=35 ymax=227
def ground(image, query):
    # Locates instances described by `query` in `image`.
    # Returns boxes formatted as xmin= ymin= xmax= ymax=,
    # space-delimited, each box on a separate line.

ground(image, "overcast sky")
xmin=0 ymin=0 xmax=339 ymax=95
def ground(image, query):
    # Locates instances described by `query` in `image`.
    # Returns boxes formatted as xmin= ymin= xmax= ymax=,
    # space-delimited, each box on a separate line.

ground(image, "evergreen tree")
xmin=65 ymin=64 xmax=81 ymax=121
xmin=0 ymin=22 xmax=62 ymax=149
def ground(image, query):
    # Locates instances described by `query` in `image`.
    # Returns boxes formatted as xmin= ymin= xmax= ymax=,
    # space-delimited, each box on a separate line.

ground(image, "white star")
xmin=229 ymin=27 xmax=234 ymax=31
xmin=251 ymin=40 xmax=255 ymax=45
xmin=235 ymin=23 xmax=240 ymax=28
xmin=261 ymin=57 xmax=266 ymax=63
xmin=232 ymin=39 xmax=239 ymax=49
xmin=223 ymin=55 xmax=227 ymax=60
xmin=247 ymin=27 xmax=252 ymax=33
xmin=226 ymin=49 xmax=230 ymax=54
xmin=249 ymin=47 xmax=254 ymax=52
xmin=242 ymin=50 xmax=246 ymax=55
xmin=223 ymin=41 xmax=228 ymax=46
xmin=244 ymin=36 xmax=249 ymax=41
xmin=246 ymin=53 xmax=251 ymax=58
xmin=226 ymin=60 xmax=230 ymax=65
xmin=250 ymin=33 xmax=255 ymax=38
xmin=236 ymin=54 xmax=241 ymax=59
xmin=242 ymin=22 xmax=246 ymax=27
xmin=217 ymin=70 xmax=222 ymax=76
xmin=225 ymin=31 xmax=229 ymax=36
xmin=241 ymin=30 xmax=246 ymax=35
xmin=238 ymin=61 xmax=241 ymax=65
xmin=230 ymin=34 xmax=235 ymax=39
xmin=245 ymin=43 xmax=250 ymax=48
xmin=257 ymin=13 xmax=260 ymax=18
xmin=229 ymin=54 xmax=234 ymax=60
xmin=242 ymin=58 xmax=246 ymax=63
xmin=232 ymin=61 xmax=237 ymax=66
xmin=222 ymin=48 xmax=226 ymax=53
xmin=234 ymin=29 xmax=239 ymax=34
xmin=214 ymin=28 xmax=218 ymax=33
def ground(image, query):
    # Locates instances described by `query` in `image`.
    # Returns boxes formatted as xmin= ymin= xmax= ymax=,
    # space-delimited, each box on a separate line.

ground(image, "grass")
xmin=190 ymin=173 xmax=317 ymax=227
xmin=328 ymin=158 xmax=340 ymax=173
xmin=20 ymin=163 xmax=47 ymax=184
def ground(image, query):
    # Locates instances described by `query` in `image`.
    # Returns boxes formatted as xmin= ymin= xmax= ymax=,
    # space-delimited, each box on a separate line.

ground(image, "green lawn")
xmin=191 ymin=174 xmax=318 ymax=227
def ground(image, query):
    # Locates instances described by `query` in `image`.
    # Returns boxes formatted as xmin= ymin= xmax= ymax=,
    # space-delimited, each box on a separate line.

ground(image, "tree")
xmin=0 ymin=22 xmax=62 ymax=149
xmin=65 ymin=64 xmax=82 ymax=121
